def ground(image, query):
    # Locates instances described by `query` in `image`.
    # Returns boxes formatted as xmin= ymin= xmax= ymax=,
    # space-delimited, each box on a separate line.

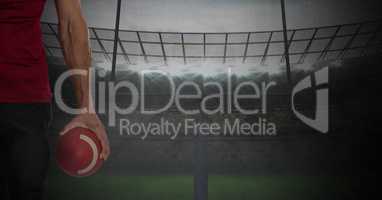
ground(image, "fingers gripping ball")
xmin=56 ymin=127 xmax=104 ymax=177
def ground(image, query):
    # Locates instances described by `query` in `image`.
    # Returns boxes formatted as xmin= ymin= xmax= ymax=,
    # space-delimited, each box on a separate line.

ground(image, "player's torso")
xmin=0 ymin=0 xmax=51 ymax=103
xmin=0 ymin=0 xmax=46 ymax=66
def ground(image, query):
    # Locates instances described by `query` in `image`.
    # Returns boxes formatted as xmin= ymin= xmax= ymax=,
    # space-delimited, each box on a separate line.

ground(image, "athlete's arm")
xmin=55 ymin=0 xmax=110 ymax=160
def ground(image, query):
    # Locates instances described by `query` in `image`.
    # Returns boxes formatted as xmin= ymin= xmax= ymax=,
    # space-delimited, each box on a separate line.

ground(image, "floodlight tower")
xmin=111 ymin=0 xmax=123 ymax=80
xmin=280 ymin=0 xmax=292 ymax=84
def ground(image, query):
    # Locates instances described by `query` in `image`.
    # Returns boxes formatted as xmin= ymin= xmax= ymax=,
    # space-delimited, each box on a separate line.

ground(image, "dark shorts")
xmin=0 ymin=103 xmax=52 ymax=200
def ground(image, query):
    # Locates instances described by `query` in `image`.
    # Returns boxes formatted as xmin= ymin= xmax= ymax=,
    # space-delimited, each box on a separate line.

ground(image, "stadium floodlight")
xmin=41 ymin=20 xmax=382 ymax=77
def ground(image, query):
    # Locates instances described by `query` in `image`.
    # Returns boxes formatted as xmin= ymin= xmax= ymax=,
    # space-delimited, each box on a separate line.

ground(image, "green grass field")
xmin=46 ymin=168 xmax=360 ymax=200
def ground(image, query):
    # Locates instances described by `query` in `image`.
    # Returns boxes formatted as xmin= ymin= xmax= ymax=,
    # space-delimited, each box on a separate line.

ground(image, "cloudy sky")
xmin=42 ymin=0 xmax=381 ymax=32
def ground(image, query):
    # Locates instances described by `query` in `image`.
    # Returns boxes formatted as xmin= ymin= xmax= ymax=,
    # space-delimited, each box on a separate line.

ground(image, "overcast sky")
xmin=42 ymin=0 xmax=381 ymax=32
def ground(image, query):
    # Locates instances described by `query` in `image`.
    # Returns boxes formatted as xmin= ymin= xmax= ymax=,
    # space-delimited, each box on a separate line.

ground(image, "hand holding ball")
xmin=56 ymin=127 xmax=104 ymax=177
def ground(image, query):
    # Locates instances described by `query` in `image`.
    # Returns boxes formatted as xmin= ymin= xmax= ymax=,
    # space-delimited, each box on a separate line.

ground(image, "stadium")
xmin=38 ymin=0 xmax=380 ymax=199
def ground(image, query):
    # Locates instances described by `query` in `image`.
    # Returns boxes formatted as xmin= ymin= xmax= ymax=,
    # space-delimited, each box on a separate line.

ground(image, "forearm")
xmin=59 ymin=15 xmax=93 ymax=110
xmin=55 ymin=0 xmax=110 ymax=159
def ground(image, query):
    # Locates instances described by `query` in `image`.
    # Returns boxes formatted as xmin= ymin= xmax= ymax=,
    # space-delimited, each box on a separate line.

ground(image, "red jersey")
xmin=0 ymin=0 xmax=51 ymax=103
